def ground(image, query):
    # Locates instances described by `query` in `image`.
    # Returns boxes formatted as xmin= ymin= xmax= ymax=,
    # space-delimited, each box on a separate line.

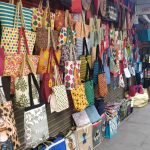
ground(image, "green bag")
xmin=84 ymin=62 xmax=94 ymax=105
xmin=80 ymin=37 xmax=91 ymax=81
xmin=0 ymin=1 xmax=33 ymax=30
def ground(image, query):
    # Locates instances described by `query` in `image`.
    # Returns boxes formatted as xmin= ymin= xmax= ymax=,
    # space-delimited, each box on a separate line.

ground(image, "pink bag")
xmin=94 ymin=0 xmax=100 ymax=15
xmin=138 ymin=84 xmax=144 ymax=94
xmin=0 ymin=48 xmax=5 ymax=76
xmin=70 ymin=0 xmax=82 ymax=13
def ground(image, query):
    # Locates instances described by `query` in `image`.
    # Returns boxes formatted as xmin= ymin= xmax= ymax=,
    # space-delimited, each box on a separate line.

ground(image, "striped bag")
xmin=0 ymin=1 xmax=33 ymax=31
xmin=80 ymin=37 xmax=91 ymax=81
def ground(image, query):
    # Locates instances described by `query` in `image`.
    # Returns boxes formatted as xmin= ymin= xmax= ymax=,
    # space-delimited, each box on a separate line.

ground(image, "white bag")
xmin=124 ymin=67 xmax=131 ymax=78
xmin=128 ymin=65 xmax=135 ymax=76
xmin=75 ymin=124 xmax=93 ymax=150
xmin=24 ymin=73 xmax=49 ymax=148
xmin=65 ymin=130 xmax=78 ymax=150
xmin=72 ymin=111 xmax=90 ymax=127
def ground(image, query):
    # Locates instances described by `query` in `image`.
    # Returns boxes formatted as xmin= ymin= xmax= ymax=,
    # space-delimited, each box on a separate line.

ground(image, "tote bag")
xmin=72 ymin=110 xmax=91 ymax=127
xmin=75 ymin=124 xmax=93 ymax=150
xmin=1 ymin=1 xmax=36 ymax=54
xmin=50 ymin=65 xmax=69 ymax=113
xmin=24 ymin=73 xmax=49 ymax=148
xmin=80 ymin=37 xmax=91 ymax=81
xmin=0 ymin=0 xmax=32 ymax=30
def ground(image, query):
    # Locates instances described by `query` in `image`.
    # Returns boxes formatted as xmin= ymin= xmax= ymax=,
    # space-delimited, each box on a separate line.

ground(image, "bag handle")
xmin=98 ymin=56 xmax=104 ymax=74
xmin=14 ymin=1 xmax=26 ymax=29
xmin=95 ymin=44 xmax=100 ymax=61
xmin=28 ymin=73 xmax=42 ymax=107
xmin=9 ymin=0 xmax=14 ymax=4
xmin=38 ymin=0 xmax=43 ymax=10
xmin=85 ymin=62 xmax=92 ymax=81
xmin=18 ymin=27 xmax=30 ymax=54
xmin=82 ymin=37 xmax=89 ymax=56
xmin=100 ymin=40 xmax=105 ymax=59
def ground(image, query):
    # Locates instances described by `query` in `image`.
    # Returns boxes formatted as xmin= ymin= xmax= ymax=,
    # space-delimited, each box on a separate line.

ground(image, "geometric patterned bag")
xmin=1 ymin=1 xmax=36 ymax=54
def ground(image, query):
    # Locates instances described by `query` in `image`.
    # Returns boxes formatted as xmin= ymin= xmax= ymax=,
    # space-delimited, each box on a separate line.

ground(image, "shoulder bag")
xmin=24 ymin=73 xmax=49 ymax=148
xmin=80 ymin=37 xmax=92 ymax=81
xmin=1 ymin=1 xmax=36 ymax=54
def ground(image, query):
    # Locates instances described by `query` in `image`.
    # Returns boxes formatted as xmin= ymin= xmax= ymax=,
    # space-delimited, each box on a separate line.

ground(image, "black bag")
xmin=95 ymin=98 xmax=106 ymax=115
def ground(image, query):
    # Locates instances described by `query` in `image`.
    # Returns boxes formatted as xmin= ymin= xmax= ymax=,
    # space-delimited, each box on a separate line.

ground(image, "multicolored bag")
xmin=80 ymin=37 xmax=91 ymax=81
xmin=0 ymin=0 xmax=33 ymax=30
xmin=31 ymin=0 xmax=44 ymax=31
xmin=1 ymin=1 xmax=36 ymax=54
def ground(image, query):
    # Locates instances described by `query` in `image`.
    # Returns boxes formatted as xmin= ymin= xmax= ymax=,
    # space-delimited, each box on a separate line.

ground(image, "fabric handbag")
xmin=41 ymin=47 xmax=60 ymax=103
xmin=84 ymin=61 xmax=94 ymax=105
xmin=0 ymin=94 xmax=20 ymax=150
xmin=49 ymin=65 xmax=69 ymax=113
xmin=54 ymin=10 xmax=65 ymax=31
xmin=93 ymin=45 xmax=100 ymax=85
xmin=1 ymin=1 xmax=36 ymax=54
xmin=0 ymin=48 xmax=5 ymax=76
xmin=15 ymin=57 xmax=40 ymax=108
xmin=31 ymin=0 xmax=44 ymax=31
xmin=85 ymin=105 xmax=101 ymax=123
xmin=37 ymin=28 xmax=61 ymax=74
xmin=75 ymin=124 xmax=93 ymax=150
xmin=92 ymin=121 xmax=102 ymax=148
xmin=105 ymin=116 xmax=118 ymax=139
xmin=65 ymin=130 xmax=78 ymax=150
xmin=70 ymin=0 xmax=82 ymax=13
xmin=129 ymin=85 xmax=136 ymax=97
xmin=98 ymin=58 xmax=108 ymax=97
xmin=94 ymin=98 xmax=106 ymax=116
xmin=72 ymin=110 xmax=91 ymax=127
xmin=75 ymin=12 xmax=90 ymax=38
xmin=24 ymin=73 xmax=49 ymax=148
xmin=71 ymin=83 xmax=89 ymax=112
xmin=80 ymin=37 xmax=91 ymax=81
xmin=0 ymin=0 xmax=32 ymax=30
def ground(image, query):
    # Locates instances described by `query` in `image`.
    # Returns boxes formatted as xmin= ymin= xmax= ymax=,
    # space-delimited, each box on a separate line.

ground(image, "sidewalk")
xmin=96 ymin=103 xmax=150 ymax=150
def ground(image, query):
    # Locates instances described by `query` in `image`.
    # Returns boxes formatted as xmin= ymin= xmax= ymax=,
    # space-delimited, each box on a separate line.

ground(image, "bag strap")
xmin=95 ymin=44 xmax=100 ymax=61
xmin=38 ymin=0 xmax=43 ymax=10
xmin=85 ymin=62 xmax=92 ymax=81
xmin=28 ymin=73 xmax=42 ymax=107
xmin=82 ymin=37 xmax=89 ymax=56
xmin=9 ymin=0 xmax=14 ymax=4
xmin=100 ymin=40 xmax=105 ymax=59
xmin=98 ymin=56 xmax=104 ymax=74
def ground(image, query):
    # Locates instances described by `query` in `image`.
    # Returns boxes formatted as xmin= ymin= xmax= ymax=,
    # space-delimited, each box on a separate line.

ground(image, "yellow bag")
xmin=71 ymin=68 xmax=89 ymax=111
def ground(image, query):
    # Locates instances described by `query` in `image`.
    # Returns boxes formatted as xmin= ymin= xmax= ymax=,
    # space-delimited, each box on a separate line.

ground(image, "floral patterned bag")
xmin=24 ymin=73 xmax=49 ymax=148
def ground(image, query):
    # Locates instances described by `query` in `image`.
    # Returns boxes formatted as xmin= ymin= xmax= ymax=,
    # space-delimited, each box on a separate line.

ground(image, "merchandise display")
xmin=0 ymin=0 xmax=146 ymax=149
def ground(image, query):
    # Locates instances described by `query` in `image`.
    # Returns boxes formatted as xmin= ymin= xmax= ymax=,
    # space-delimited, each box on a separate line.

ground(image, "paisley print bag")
xmin=24 ymin=73 xmax=49 ymax=148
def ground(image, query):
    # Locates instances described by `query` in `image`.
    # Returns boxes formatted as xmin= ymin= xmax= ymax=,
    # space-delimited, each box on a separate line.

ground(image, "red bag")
xmin=138 ymin=84 xmax=144 ymax=94
xmin=94 ymin=0 xmax=100 ymax=15
xmin=129 ymin=85 xmax=136 ymax=97
xmin=41 ymin=49 xmax=59 ymax=103
xmin=70 ymin=0 xmax=82 ymax=13
xmin=0 ymin=48 xmax=5 ymax=76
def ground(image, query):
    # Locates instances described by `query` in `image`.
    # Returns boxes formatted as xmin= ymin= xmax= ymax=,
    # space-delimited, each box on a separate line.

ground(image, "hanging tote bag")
xmin=72 ymin=110 xmax=91 ymax=127
xmin=85 ymin=105 xmax=101 ymax=123
xmin=93 ymin=44 xmax=100 ymax=85
xmin=84 ymin=63 xmax=94 ymax=105
xmin=24 ymin=73 xmax=49 ymax=149
xmin=70 ymin=0 xmax=82 ymax=13
xmin=0 ymin=91 xmax=20 ymax=150
xmin=0 ymin=0 xmax=32 ymax=30
xmin=3 ymin=27 xmax=39 ymax=79
xmin=37 ymin=28 xmax=61 ymax=74
xmin=75 ymin=12 xmax=90 ymax=38
xmin=15 ymin=56 xmax=40 ymax=108
xmin=71 ymin=70 xmax=89 ymax=111
xmin=49 ymin=65 xmax=69 ymax=113
xmin=31 ymin=0 xmax=44 ymax=31
xmin=80 ymin=37 xmax=92 ymax=81
xmin=1 ymin=1 xmax=36 ymax=54
xmin=75 ymin=124 xmax=93 ymax=150
xmin=98 ymin=58 xmax=108 ymax=97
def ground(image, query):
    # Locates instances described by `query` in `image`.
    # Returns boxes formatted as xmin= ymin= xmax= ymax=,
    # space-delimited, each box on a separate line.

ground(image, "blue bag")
xmin=85 ymin=105 xmax=101 ymax=123
xmin=105 ymin=116 xmax=118 ymax=139
xmin=41 ymin=137 xmax=66 ymax=150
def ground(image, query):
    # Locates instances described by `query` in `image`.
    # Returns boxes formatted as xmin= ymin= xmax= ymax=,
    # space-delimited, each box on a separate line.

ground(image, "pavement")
xmin=95 ymin=103 xmax=150 ymax=150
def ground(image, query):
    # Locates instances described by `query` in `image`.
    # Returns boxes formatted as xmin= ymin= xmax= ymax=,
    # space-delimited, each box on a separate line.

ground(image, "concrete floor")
xmin=96 ymin=103 xmax=150 ymax=150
